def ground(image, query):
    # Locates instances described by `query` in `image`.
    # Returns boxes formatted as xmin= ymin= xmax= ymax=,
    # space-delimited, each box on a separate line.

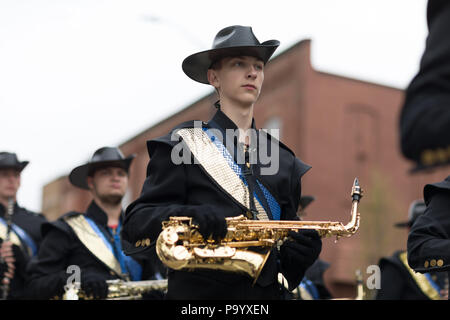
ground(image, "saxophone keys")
xmin=215 ymin=246 xmax=236 ymax=257
xmin=193 ymin=246 xmax=236 ymax=258
xmin=161 ymin=226 xmax=179 ymax=245
xmin=172 ymin=245 xmax=191 ymax=260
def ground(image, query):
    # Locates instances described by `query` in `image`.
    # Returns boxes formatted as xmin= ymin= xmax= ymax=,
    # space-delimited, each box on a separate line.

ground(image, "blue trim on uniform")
xmin=203 ymin=127 xmax=281 ymax=220
xmin=0 ymin=217 xmax=38 ymax=256
xmin=84 ymin=217 xmax=142 ymax=281
xmin=300 ymin=277 xmax=320 ymax=300
xmin=424 ymin=273 xmax=442 ymax=297
xmin=256 ymin=180 xmax=281 ymax=220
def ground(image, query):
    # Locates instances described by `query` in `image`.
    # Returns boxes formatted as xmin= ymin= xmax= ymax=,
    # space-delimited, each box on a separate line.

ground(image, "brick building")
xmin=41 ymin=39 xmax=449 ymax=298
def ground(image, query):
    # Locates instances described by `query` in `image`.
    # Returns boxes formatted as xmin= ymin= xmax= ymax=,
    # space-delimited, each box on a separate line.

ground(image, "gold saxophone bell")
xmin=156 ymin=178 xmax=363 ymax=281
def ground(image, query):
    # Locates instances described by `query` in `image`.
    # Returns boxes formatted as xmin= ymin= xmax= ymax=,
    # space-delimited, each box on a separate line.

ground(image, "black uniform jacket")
xmin=400 ymin=0 xmax=450 ymax=171
xmin=122 ymin=109 xmax=311 ymax=299
xmin=0 ymin=202 xmax=46 ymax=299
xmin=26 ymin=201 xmax=163 ymax=300
xmin=377 ymin=250 xmax=446 ymax=300
xmin=407 ymin=175 xmax=450 ymax=298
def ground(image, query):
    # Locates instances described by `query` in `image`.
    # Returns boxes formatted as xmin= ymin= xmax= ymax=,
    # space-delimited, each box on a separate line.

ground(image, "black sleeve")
xmin=407 ymin=189 xmax=450 ymax=273
xmin=281 ymin=157 xmax=307 ymax=221
xmin=122 ymin=140 xmax=221 ymax=257
xmin=121 ymin=141 xmax=188 ymax=257
xmin=375 ymin=262 xmax=406 ymax=300
xmin=399 ymin=0 xmax=450 ymax=168
xmin=25 ymin=227 xmax=72 ymax=299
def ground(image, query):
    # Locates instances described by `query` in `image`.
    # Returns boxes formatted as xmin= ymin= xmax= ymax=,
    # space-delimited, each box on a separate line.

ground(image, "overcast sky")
xmin=0 ymin=0 xmax=428 ymax=212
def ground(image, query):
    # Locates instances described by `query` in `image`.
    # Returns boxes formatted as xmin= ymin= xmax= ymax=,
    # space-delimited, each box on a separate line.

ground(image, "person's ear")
xmin=86 ymin=176 xmax=94 ymax=190
xmin=207 ymin=69 xmax=220 ymax=89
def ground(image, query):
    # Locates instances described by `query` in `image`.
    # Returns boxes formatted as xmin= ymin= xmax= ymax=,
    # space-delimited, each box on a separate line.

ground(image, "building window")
xmin=343 ymin=104 xmax=380 ymax=180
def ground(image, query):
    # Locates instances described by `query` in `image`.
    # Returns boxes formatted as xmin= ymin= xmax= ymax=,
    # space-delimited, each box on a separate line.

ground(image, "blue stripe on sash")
xmin=300 ymin=278 xmax=320 ymax=299
xmin=0 ymin=217 xmax=38 ymax=256
xmin=203 ymin=127 xmax=281 ymax=220
xmin=256 ymin=181 xmax=281 ymax=220
xmin=84 ymin=217 xmax=142 ymax=281
xmin=424 ymin=273 xmax=442 ymax=297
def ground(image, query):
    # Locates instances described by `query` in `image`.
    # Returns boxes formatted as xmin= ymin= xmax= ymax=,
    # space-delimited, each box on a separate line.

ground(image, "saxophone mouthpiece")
xmin=351 ymin=177 xmax=363 ymax=202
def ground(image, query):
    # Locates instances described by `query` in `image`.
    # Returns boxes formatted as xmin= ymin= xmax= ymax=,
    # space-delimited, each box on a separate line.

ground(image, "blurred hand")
xmin=0 ymin=241 xmax=15 ymax=283
xmin=185 ymin=206 xmax=227 ymax=241
xmin=80 ymin=272 xmax=108 ymax=299
xmin=280 ymin=230 xmax=322 ymax=291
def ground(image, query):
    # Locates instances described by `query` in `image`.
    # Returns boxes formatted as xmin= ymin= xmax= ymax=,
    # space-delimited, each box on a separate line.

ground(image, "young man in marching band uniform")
xmin=0 ymin=152 xmax=46 ymax=299
xmin=27 ymin=147 xmax=165 ymax=299
xmin=122 ymin=25 xmax=322 ymax=299
xmin=377 ymin=200 xmax=447 ymax=300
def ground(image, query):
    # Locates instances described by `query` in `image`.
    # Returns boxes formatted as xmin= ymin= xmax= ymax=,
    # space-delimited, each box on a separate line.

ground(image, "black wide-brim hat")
xmin=69 ymin=147 xmax=135 ymax=190
xmin=394 ymin=199 xmax=426 ymax=228
xmin=182 ymin=25 xmax=280 ymax=84
xmin=299 ymin=195 xmax=315 ymax=210
xmin=0 ymin=152 xmax=29 ymax=172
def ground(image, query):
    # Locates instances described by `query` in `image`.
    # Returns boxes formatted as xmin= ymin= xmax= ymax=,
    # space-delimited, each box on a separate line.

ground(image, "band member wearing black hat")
xmin=298 ymin=196 xmax=332 ymax=300
xmin=281 ymin=196 xmax=332 ymax=300
xmin=0 ymin=152 xmax=46 ymax=299
xmin=376 ymin=200 xmax=447 ymax=300
xmin=27 ymin=147 xmax=165 ymax=299
xmin=407 ymin=176 xmax=450 ymax=300
xmin=398 ymin=0 xmax=450 ymax=301
xmin=399 ymin=0 xmax=450 ymax=172
xmin=122 ymin=25 xmax=322 ymax=299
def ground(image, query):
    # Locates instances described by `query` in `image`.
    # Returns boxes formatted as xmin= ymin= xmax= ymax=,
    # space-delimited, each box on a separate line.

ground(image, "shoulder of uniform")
xmin=61 ymin=211 xmax=82 ymax=220
xmin=16 ymin=206 xmax=44 ymax=218
xmin=28 ymin=211 xmax=47 ymax=221
xmin=379 ymin=250 xmax=407 ymax=269
xmin=146 ymin=120 xmax=206 ymax=156
xmin=423 ymin=175 xmax=450 ymax=205
xmin=41 ymin=211 xmax=81 ymax=237
xmin=260 ymin=130 xmax=312 ymax=178
xmin=260 ymin=129 xmax=295 ymax=156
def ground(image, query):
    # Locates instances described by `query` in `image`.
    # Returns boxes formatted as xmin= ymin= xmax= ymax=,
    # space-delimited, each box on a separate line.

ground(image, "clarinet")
xmin=1 ymin=198 xmax=14 ymax=300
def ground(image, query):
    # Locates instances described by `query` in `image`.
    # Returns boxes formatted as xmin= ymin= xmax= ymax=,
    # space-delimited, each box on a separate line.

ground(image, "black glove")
xmin=80 ymin=272 xmax=108 ymax=300
xmin=185 ymin=205 xmax=227 ymax=241
xmin=280 ymin=229 xmax=322 ymax=291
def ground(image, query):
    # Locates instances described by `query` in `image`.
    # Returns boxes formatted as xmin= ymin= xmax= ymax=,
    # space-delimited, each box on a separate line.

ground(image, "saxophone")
xmin=63 ymin=279 xmax=168 ymax=300
xmin=156 ymin=178 xmax=363 ymax=281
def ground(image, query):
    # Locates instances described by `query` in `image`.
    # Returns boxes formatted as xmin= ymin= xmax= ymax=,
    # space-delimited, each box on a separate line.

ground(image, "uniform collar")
xmin=209 ymin=109 xmax=256 ymax=132
xmin=85 ymin=200 xmax=123 ymax=228
xmin=208 ymin=109 xmax=259 ymax=156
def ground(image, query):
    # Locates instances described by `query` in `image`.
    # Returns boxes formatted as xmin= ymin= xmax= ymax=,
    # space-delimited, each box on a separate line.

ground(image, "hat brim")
xmin=69 ymin=156 xmax=134 ymax=190
xmin=0 ymin=161 xmax=29 ymax=172
xmin=299 ymin=196 xmax=315 ymax=209
xmin=394 ymin=221 xmax=411 ymax=228
xmin=408 ymin=160 xmax=450 ymax=174
xmin=182 ymin=40 xmax=280 ymax=84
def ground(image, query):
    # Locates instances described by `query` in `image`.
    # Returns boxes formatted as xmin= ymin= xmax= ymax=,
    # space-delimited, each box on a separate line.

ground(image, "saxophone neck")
xmin=343 ymin=178 xmax=363 ymax=235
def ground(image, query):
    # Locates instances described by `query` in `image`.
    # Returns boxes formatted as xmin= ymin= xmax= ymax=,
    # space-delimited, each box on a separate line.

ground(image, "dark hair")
xmin=209 ymin=59 xmax=223 ymax=70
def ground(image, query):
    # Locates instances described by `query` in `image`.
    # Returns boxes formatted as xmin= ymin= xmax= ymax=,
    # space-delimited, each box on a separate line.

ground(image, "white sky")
xmin=0 ymin=0 xmax=428 ymax=213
